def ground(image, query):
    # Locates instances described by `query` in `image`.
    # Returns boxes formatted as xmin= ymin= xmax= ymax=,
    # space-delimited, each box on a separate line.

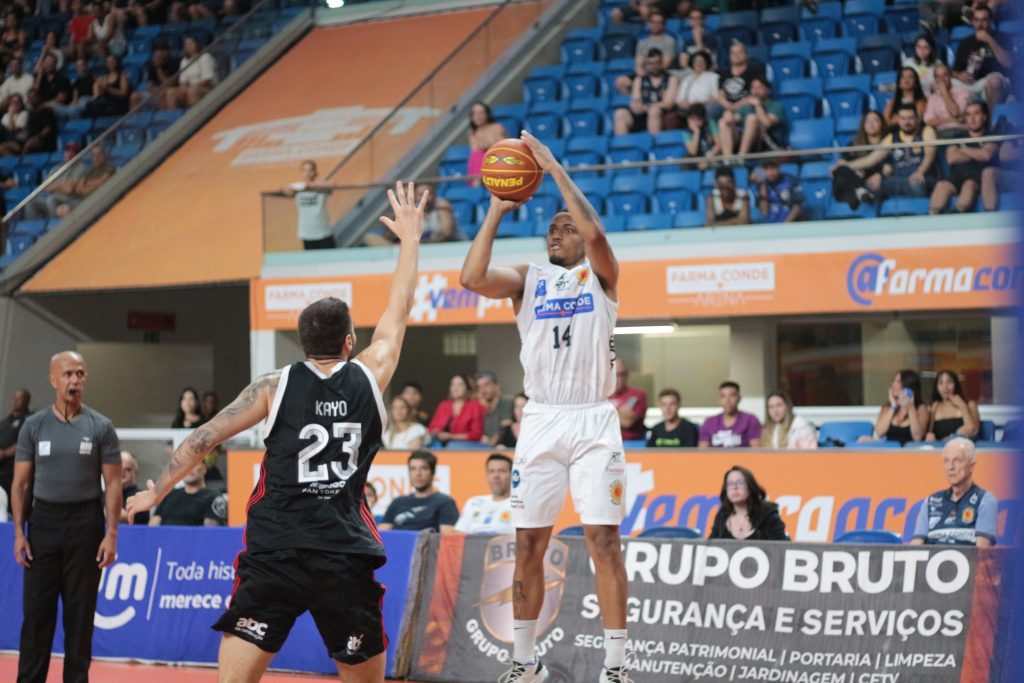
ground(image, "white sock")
xmin=604 ymin=629 xmax=627 ymax=668
xmin=513 ymin=619 xmax=538 ymax=663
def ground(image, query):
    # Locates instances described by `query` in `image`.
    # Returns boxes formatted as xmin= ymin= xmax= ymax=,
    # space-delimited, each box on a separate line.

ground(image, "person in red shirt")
xmin=66 ymin=0 xmax=95 ymax=60
xmin=608 ymin=359 xmax=648 ymax=442
xmin=428 ymin=373 xmax=485 ymax=444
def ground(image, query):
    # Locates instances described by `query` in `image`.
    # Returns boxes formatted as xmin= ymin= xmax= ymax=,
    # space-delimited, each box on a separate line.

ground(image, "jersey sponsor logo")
xmin=609 ymin=480 xmax=624 ymax=506
xmin=38 ymin=440 xmax=50 ymax=456
xmin=534 ymin=293 xmax=595 ymax=319
xmin=511 ymin=469 xmax=521 ymax=489
xmin=970 ymin=492 xmax=979 ymax=505
xmin=846 ymin=252 xmax=1023 ymax=306
xmin=961 ymin=507 xmax=975 ymax=524
xmin=346 ymin=634 xmax=364 ymax=655
xmin=535 ymin=278 xmax=547 ymax=297
xmin=929 ymin=516 xmax=941 ymax=530
xmin=666 ymin=262 xmax=775 ymax=295
xmin=576 ymin=267 xmax=590 ymax=286
xmin=79 ymin=439 xmax=93 ymax=455
xmin=236 ymin=617 xmax=268 ymax=640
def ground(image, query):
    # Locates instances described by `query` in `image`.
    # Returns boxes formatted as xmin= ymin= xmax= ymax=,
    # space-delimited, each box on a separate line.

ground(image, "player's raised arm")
xmin=521 ymin=130 xmax=619 ymax=299
xmin=126 ymin=372 xmax=279 ymax=521
xmin=459 ymin=195 xmax=528 ymax=302
xmin=355 ymin=181 xmax=425 ymax=391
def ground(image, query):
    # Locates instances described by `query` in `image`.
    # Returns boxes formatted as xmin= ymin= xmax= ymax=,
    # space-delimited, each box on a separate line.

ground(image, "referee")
xmin=11 ymin=351 xmax=122 ymax=683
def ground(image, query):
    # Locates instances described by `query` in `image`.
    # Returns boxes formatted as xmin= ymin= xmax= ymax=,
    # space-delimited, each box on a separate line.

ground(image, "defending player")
xmin=460 ymin=132 xmax=632 ymax=683
xmin=126 ymin=181 xmax=426 ymax=683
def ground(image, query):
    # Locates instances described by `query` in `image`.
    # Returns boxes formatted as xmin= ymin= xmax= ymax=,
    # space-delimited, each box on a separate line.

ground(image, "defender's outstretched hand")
xmin=520 ymin=130 xmax=561 ymax=173
xmin=379 ymin=181 xmax=426 ymax=243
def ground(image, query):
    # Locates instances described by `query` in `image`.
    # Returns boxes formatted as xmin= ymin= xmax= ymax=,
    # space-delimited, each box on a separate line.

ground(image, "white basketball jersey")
xmin=516 ymin=261 xmax=617 ymax=405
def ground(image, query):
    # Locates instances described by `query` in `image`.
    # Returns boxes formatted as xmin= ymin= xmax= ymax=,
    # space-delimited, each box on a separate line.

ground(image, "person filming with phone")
xmin=861 ymin=369 xmax=931 ymax=445
xmin=608 ymin=359 xmax=648 ymax=442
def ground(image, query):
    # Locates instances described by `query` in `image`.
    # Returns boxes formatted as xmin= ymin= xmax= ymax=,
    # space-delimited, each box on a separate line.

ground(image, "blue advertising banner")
xmin=0 ymin=523 xmax=420 ymax=676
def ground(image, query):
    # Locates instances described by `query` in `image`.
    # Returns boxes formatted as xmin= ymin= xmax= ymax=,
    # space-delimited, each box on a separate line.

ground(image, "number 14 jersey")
xmin=246 ymin=360 xmax=387 ymax=562
xmin=517 ymin=261 xmax=617 ymax=406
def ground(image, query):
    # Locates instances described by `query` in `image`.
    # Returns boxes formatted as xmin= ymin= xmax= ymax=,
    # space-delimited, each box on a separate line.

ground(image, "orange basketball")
xmin=480 ymin=138 xmax=543 ymax=202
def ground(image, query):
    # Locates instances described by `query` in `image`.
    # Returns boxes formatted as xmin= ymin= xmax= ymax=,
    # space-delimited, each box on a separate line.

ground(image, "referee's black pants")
xmin=18 ymin=499 xmax=104 ymax=683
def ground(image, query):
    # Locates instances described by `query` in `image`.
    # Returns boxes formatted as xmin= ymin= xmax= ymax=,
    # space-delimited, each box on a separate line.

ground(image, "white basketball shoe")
xmin=498 ymin=659 xmax=550 ymax=683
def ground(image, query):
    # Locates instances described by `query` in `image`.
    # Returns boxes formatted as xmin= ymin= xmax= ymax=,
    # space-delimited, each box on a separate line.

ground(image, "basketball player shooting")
xmin=460 ymin=131 xmax=632 ymax=683
xmin=126 ymin=181 xmax=426 ymax=683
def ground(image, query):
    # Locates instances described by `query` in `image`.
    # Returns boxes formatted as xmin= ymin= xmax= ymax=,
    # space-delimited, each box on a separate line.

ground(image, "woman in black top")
xmin=832 ymin=110 xmax=886 ymax=209
xmin=171 ymin=387 xmax=205 ymax=429
xmin=84 ymin=54 xmax=131 ymax=117
xmin=708 ymin=466 xmax=787 ymax=541
xmin=927 ymin=369 xmax=981 ymax=441
xmin=495 ymin=393 xmax=528 ymax=449
xmin=863 ymin=369 xmax=931 ymax=444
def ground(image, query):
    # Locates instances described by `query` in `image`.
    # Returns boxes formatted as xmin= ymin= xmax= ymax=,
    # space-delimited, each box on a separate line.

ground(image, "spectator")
xmin=863 ymin=369 xmax=931 ymax=444
xmin=119 ymin=450 xmax=149 ymax=525
xmin=681 ymin=102 xmax=720 ymax=168
xmin=980 ymin=136 xmax=1021 ymax=211
xmin=762 ymin=390 xmax=817 ymax=449
xmin=719 ymin=76 xmax=786 ymax=157
xmin=751 ymin=160 xmax=804 ymax=223
xmin=708 ymin=466 xmax=787 ymax=540
xmin=831 ymin=110 xmax=887 ymax=208
xmin=614 ymin=48 xmax=677 ymax=135
xmin=428 ymin=373 xmax=486 ymax=444
xmin=951 ymin=4 xmax=1012 ymax=110
xmin=378 ymin=450 xmax=459 ymax=532
xmin=615 ymin=10 xmax=676 ymax=95
xmin=0 ymin=11 xmax=25 ymax=67
xmin=280 ymin=159 xmax=336 ymax=250
xmin=69 ymin=56 xmax=95 ymax=109
xmin=706 ymin=167 xmax=750 ymax=227
xmin=186 ymin=0 xmax=217 ymax=21
xmin=34 ymin=53 xmax=72 ymax=108
xmin=126 ymin=0 xmax=172 ymax=28
xmin=494 ymin=392 xmax=527 ymax=449
xmin=363 ymin=184 xmax=461 ymax=246
xmin=383 ymin=396 xmax=429 ymax=450
xmin=924 ymin=63 xmax=973 ymax=139
xmin=149 ymin=462 xmax=226 ymax=526
xmin=201 ymin=391 xmax=219 ymax=422
xmin=66 ymin=0 xmax=95 ymax=61
xmin=669 ymin=50 xmax=718 ymax=125
xmin=929 ymin=101 xmax=997 ymax=214
xmin=902 ymin=34 xmax=939 ymax=95
xmin=608 ymin=359 xmax=648 ymax=442
xmin=910 ymin=438 xmax=996 ymax=546
xmin=645 ymin=388 xmax=698 ymax=447
xmin=0 ymin=93 xmax=28 ymax=149
xmin=708 ymin=41 xmax=765 ymax=122
xmin=50 ymin=144 xmax=116 ymax=217
xmin=844 ymin=105 xmax=938 ymax=201
xmin=475 ymin=371 xmax=513 ymax=445
xmin=677 ymin=8 xmax=716 ymax=70
xmin=0 ymin=58 xmax=35 ymax=110
xmin=171 ymin=387 xmax=204 ymax=428
xmin=610 ymin=0 xmax=689 ymax=25
xmin=162 ymin=35 xmax=218 ymax=109
xmin=927 ymin=369 xmax=981 ymax=441
xmin=400 ymin=381 xmax=430 ymax=425
xmin=89 ymin=0 xmax=124 ymax=58
xmin=130 ymin=38 xmax=174 ymax=109
xmin=0 ymin=388 xmax=31 ymax=509
xmin=698 ymin=381 xmax=762 ymax=448
xmin=454 ymin=453 xmax=513 ymax=535
xmin=26 ymin=141 xmax=85 ymax=219
xmin=363 ymin=481 xmax=378 ymax=514
xmin=19 ymin=89 xmax=58 ymax=155
xmin=467 ymin=101 xmax=506 ymax=185
xmin=83 ymin=54 xmax=131 ymax=117
xmin=883 ymin=67 xmax=928 ymax=125
xmin=33 ymin=30 xmax=64 ymax=74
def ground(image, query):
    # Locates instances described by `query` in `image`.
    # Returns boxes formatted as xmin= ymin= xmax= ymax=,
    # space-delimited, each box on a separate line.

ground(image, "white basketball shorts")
xmin=510 ymin=401 xmax=627 ymax=528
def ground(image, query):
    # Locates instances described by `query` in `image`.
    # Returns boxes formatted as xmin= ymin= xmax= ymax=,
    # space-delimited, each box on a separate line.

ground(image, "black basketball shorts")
xmin=213 ymin=549 xmax=387 ymax=664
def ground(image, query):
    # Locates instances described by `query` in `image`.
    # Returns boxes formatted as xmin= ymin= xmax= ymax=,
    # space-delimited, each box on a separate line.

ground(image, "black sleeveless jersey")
xmin=244 ymin=360 xmax=387 ymax=563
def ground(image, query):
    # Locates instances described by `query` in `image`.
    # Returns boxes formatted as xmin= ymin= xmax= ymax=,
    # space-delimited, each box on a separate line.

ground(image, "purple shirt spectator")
xmin=699 ymin=412 xmax=762 ymax=448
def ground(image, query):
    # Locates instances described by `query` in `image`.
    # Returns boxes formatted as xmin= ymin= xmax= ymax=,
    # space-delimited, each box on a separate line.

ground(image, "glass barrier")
xmin=0 ymin=0 xmax=302 ymax=267
xmin=262 ymin=131 xmax=1022 ymax=252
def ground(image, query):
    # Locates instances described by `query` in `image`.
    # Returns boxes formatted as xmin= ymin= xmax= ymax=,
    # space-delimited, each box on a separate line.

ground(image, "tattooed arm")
xmin=520 ymin=131 xmax=619 ymax=300
xmin=125 ymin=372 xmax=280 ymax=521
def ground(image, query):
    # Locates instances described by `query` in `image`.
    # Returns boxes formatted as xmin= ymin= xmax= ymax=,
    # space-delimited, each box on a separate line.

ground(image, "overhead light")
xmin=324 ymin=0 xmax=344 ymax=7
xmin=613 ymin=325 xmax=675 ymax=335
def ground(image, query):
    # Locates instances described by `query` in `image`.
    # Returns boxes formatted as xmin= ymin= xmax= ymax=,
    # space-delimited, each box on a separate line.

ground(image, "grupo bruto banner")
xmin=227 ymin=449 xmax=1019 ymax=545
xmin=408 ymin=535 xmax=1013 ymax=683
xmin=0 ymin=524 xmax=422 ymax=677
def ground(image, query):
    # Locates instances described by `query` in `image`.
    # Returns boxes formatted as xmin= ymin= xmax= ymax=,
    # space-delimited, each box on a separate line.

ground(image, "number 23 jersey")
xmin=517 ymin=261 xmax=617 ymax=405
xmin=245 ymin=360 xmax=387 ymax=562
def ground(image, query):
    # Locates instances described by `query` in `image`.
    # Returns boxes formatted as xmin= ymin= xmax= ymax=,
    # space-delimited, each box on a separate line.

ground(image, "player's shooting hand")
xmin=126 ymin=478 xmax=160 ymax=523
xmin=489 ymin=193 xmax=524 ymax=214
xmin=520 ymin=130 xmax=560 ymax=173
xmin=379 ymin=181 xmax=425 ymax=244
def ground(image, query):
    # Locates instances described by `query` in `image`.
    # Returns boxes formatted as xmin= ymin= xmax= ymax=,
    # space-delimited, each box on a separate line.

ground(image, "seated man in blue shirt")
xmin=379 ymin=450 xmax=459 ymax=533
xmin=752 ymin=160 xmax=804 ymax=223
xmin=911 ymin=437 xmax=997 ymax=547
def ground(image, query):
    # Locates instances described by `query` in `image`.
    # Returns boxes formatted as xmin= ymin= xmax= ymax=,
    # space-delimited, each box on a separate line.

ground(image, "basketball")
xmin=480 ymin=138 xmax=543 ymax=202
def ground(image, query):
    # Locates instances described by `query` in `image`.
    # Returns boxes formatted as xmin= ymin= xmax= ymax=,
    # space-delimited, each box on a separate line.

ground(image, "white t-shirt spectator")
xmin=2 ymin=109 xmax=28 ymax=136
xmin=0 ymin=73 xmax=34 ymax=103
xmin=766 ymin=415 xmax=818 ymax=449
xmin=292 ymin=184 xmax=332 ymax=240
xmin=675 ymin=70 xmax=719 ymax=107
xmin=454 ymin=494 xmax=513 ymax=535
xmin=382 ymin=422 xmax=429 ymax=450
xmin=178 ymin=52 xmax=218 ymax=87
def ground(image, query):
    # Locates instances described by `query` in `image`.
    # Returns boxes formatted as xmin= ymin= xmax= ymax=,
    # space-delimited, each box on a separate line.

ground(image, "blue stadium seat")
xmin=653 ymin=190 xmax=694 ymax=213
xmin=855 ymin=440 xmax=905 ymax=448
xmin=442 ymin=145 xmax=471 ymax=164
xmin=828 ymin=201 xmax=877 ymax=219
xmin=610 ymin=132 xmax=653 ymax=153
xmin=564 ymin=151 xmax=602 ymax=172
xmin=770 ymin=41 xmax=812 ymax=61
xmin=116 ymin=125 xmax=145 ymax=146
xmin=835 ymin=530 xmax=902 ymax=544
xmin=769 ymin=56 xmax=807 ymax=81
xmin=10 ymin=218 xmax=48 ymax=237
xmin=600 ymin=215 xmax=626 ymax=233
xmin=1002 ymin=420 xmax=1024 ymax=443
xmin=702 ymin=167 xmax=748 ymax=188
xmin=606 ymin=148 xmax=647 ymax=171
xmin=673 ymin=210 xmax=705 ymax=228
xmin=879 ymin=197 xmax=930 ymax=216
xmin=523 ymin=75 xmax=561 ymax=104
xmin=781 ymin=95 xmax=818 ymax=121
xmin=565 ymin=72 xmax=601 ymax=98
xmin=626 ymin=212 xmax=674 ymax=231
xmin=5 ymin=232 xmax=34 ymax=255
xmin=842 ymin=14 xmax=881 ymax=40
xmin=801 ymin=180 xmax=832 ymax=220
xmin=607 ymin=191 xmax=648 ymax=215
xmin=885 ymin=7 xmax=919 ymax=33
xmin=524 ymin=113 xmax=562 ymax=138
xmin=448 ymin=199 xmax=475 ymax=228
xmin=800 ymin=18 xmax=838 ymax=42
xmin=800 ymin=161 xmax=834 ymax=180
xmin=759 ymin=6 xmax=800 ymax=45
xmin=439 ymin=160 xmax=464 ymax=177
xmin=528 ymin=99 xmax=568 ymax=116
xmin=814 ymin=36 xmax=857 ymax=56
xmin=779 ymin=77 xmax=823 ymax=99
xmin=601 ymin=34 xmax=635 ymax=62
xmin=872 ymin=70 xmax=898 ymax=92
xmin=564 ymin=111 xmax=603 ymax=137
xmin=20 ymin=152 xmax=50 ymax=168
xmin=561 ymin=36 xmax=598 ymax=64
xmin=567 ymin=135 xmax=609 ymax=156
xmin=567 ymin=60 xmax=605 ymax=77
xmin=14 ymin=164 xmax=40 ymax=186
xmin=520 ymin=194 xmax=560 ymax=223
xmin=979 ymin=420 xmax=996 ymax=442
xmin=808 ymin=0 xmax=842 ymax=20
xmin=993 ymin=102 xmax=1024 ymax=127
xmin=656 ymin=170 xmax=701 ymax=191
xmin=827 ymin=74 xmax=871 ymax=95
xmin=152 ymin=109 xmax=186 ymax=125
xmin=844 ymin=0 xmax=885 ymax=17
xmin=813 ymin=52 xmax=851 ymax=78
xmin=651 ymin=144 xmax=686 ymax=161
xmin=638 ymin=527 xmax=703 ymax=539
xmin=818 ymin=420 xmax=874 ymax=446
xmin=789 ymin=118 xmax=835 ymax=150
xmin=496 ymin=220 xmax=536 ymax=239
xmin=825 ymin=91 xmax=865 ymax=119
xmin=612 ymin=174 xmax=655 ymax=195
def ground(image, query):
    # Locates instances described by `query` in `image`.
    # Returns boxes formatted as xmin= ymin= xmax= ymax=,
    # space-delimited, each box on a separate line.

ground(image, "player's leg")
xmin=218 ymin=634 xmax=275 ymax=683
xmin=335 ymin=652 xmax=385 ymax=682
xmin=513 ymin=526 xmax=554 ymax=622
xmin=583 ymin=524 xmax=629 ymax=676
